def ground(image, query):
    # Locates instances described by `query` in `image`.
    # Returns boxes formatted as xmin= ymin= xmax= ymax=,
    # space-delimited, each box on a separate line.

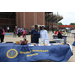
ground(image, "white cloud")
xmin=57 ymin=12 xmax=75 ymax=25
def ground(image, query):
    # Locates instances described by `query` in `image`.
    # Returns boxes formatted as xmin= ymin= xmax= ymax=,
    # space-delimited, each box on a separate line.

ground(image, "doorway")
xmin=0 ymin=12 xmax=16 ymax=32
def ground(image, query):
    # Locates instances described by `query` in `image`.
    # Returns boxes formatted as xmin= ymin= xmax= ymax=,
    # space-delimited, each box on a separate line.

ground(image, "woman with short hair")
xmin=40 ymin=25 xmax=49 ymax=43
xmin=31 ymin=24 xmax=40 ymax=43
xmin=22 ymin=28 xmax=26 ymax=41
xmin=2 ymin=28 xmax=5 ymax=42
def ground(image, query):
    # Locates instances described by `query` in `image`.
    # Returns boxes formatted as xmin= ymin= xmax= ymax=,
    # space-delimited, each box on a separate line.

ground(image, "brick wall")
xmin=0 ymin=12 xmax=59 ymax=32
xmin=16 ymin=12 xmax=45 ymax=30
xmin=25 ymin=12 xmax=34 ymax=30
xmin=37 ymin=12 xmax=43 ymax=25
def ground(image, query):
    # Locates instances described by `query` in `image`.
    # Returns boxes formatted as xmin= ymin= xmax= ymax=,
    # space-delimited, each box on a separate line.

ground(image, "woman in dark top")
xmin=0 ymin=27 xmax=3 ymax=43
xmin=57 ymin=31 xmax=62 ymax=39
xmin=31 ymin=24 xmax=40 ymax=43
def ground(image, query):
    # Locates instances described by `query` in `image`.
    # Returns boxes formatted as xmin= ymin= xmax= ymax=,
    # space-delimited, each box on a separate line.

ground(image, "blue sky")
xmin=53 ymin=12 xmax=75 ymax=25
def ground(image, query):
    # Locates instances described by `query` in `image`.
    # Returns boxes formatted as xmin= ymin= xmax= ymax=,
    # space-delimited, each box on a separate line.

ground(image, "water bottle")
xmin=64 ymin=38 xmax=66 ymax=44
xmin=25 ymin=37 xmax=26 ymax=41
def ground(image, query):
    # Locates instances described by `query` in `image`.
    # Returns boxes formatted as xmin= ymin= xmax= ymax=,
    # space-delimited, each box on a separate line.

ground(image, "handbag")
xmin=21 ymin=41 xmax=28 ymax=45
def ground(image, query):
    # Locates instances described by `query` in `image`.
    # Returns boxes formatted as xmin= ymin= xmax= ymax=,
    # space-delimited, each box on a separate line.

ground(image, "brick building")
xmin=16 ymin=12 xmax=45 ymax=31
xmin=0 ymin=12 xmax=63 ymax=32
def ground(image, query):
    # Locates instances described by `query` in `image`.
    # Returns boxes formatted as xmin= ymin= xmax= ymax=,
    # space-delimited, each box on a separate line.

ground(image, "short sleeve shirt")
xmin=31 ymin=29 xmax=40 ymax=42
xmin=7 ymin=27 xmax=9 ymax=30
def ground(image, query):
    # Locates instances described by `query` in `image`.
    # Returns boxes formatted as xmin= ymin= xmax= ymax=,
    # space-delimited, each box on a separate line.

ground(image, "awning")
xmin=45 ymin=12 xmax=63 ymax=23
xmin=59 ymin=25 xmax=74 ymax=28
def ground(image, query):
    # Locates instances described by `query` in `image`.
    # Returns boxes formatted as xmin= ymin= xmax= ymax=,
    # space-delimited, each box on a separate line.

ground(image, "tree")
xmin=58 ymin=22 xmax=63 ymax=26
xmin=70 ymin=23 xmax=75 ymax=25
xmin=70 ymin=23 xmax=75 ymax=28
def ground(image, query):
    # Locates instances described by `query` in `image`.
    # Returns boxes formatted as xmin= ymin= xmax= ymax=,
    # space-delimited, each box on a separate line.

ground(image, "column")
xmin=24 ymin=12 xmax=25 ymax=28
xmin=20 ymin=12 xmax=22 ymax=28
xmin=34 ymin=12 xmax=37 ymax=25
xmin=22 ymin=12 xmax=25 ymax=28
xmin=36 ymin=12 xmax=37 ymax=24
xmin=34 ymin=12 xmax=35 ymax=25
xmin=16 ymin=12 xmax=18 ymax=28
xmin=43 ymin=12 xmax=45 ymax=25
xmin=17 ymin=12 xmax=20 ymax=28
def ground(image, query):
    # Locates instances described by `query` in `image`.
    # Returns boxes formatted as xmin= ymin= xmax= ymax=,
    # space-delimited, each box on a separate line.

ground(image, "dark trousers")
xmin=2 ymin=35 xmax=4 ymax=42
xmin=8 ymin=30 xmax=9 ymax=32
xmin=18 ymin=33 xmax=20 ymax=37
xmin=32 ymin=38 xmax=38 ymax=43
xmin=13 ymin=32 xmax=16 ymax=37
xmin=0 ymin=35 xmax=3 ymax=43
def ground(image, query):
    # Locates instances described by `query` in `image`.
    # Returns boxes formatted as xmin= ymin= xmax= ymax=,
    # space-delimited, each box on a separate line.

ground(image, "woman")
xmin=55 ymin=30 xmax=58 ymax=35
xmin=57 ymin=31 xmax=62 ymax=39
xmin=18 ymin=28 xmax=21 ymax=37
xmin=2 ymin=28 xmax=5 ymax=42
xmin=40 ymin=25 xmax=49 ymax=43
xmin=7 ymin=26 xmax=9 ymax=33
xmin=0 ymin=27 xmax=3 ymax=43
xmin=31 ymin=24 xmax=40 ymax=43
xmin=20 ymin=28 xmax=23 ymax=35
xmin=39 ymin=26 xmax=42 ymax=30
xmin=63 ymin=31 xmax=66 ymax=35
xmin=13 ymin=28 xmax=17 ymax=37
xmin=22 ymin=29 xmax=26 ymax=41
xmin=17 ymin=29 xmax=18 ymax=36
xmin=60 ymin=30 xmax=63 ymax=34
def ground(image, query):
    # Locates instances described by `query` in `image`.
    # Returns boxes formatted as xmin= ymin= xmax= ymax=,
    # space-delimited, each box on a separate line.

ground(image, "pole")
xmin=52 ymin=12 xmax=53 ymax=31
xmin=46 ymin=13 xmax=47 ymax=29
xmin=45 ymin=12 xmax=47 ymax=30
xmin=57 ymin=12 xmax=58 ymax=30
xmin=48 ymin=12 xmax=49 ymax=32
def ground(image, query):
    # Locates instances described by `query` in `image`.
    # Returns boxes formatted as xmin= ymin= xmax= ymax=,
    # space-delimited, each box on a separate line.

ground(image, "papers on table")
xmin=53 ymin=43 xmax=62 ymax=45
xmin=39 ymin=38 xmax=49 ymax=44
xmin=38 ymin=44 xmax=44 ymax=46
xmin=45 ymin=44 xmax=51 ymax=46
xmin=28 ymin=43 xmax=36 ymax=46
xmin=44 ymin=39 xmax=49 ymax=44
xmin=39 ymin=38 xmax=44 ymax=44
xmin=38 ymin=44 xmax=51 ymax=46
xmin=28 ymin=43 xmax=51 ymax=46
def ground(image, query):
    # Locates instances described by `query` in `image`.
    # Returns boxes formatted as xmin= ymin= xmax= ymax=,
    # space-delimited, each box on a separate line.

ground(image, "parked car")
xmin=25 ymin=29 xmax=31 ymax=35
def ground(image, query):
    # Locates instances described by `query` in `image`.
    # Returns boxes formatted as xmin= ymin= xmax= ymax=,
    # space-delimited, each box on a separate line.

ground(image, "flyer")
xmin=44 ymin=39 xmax=49 ymax=44
xmin=39 ymin=38 xmax=44 ymax=44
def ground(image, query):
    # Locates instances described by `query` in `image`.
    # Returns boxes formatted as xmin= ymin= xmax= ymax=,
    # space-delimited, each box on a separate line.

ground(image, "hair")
xmin=57 ymin=30 xmax=59 ymax=31
xmin=40 ymin=26 xmax=42 ymax=30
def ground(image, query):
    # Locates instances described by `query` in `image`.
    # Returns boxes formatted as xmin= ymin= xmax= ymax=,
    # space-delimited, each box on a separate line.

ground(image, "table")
xmin=53 ymin=34 xmax=68 ymax=39
xmin=52 ymin=34 xmax=68 ymax=43
xmin=0 ymin=43 xmax=72 ymax=62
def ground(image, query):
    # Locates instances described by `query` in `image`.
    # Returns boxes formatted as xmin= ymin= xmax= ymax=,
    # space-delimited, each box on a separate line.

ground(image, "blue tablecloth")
xmin=0 ymin=43 xmax=72 ymax=62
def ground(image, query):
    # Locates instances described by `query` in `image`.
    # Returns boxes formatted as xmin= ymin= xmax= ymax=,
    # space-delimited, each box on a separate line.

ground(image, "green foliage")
xmin=70 ymin=23 xmax=75 ymax=25
xmin=58 ymin=22 xmax=63 ymax=25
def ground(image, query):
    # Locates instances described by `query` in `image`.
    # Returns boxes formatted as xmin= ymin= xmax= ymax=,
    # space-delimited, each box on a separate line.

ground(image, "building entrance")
xmin=0 ymin=12 xmax=16 ymax=32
